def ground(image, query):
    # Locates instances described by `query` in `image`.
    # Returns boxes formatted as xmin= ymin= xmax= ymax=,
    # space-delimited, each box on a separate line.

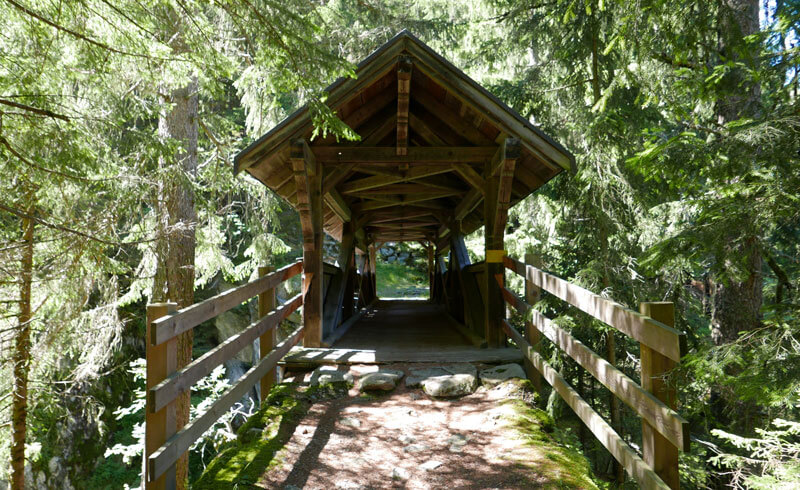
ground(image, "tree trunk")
xmin=152 ymin=76 xmax=198 ymax=489
xmin=711 ymin=237 xmax=763 ymax=344
xmin=10 ymin=212 xmax=33 ymax=490
xmin=711 ymin=0 xmax=762 ymax=347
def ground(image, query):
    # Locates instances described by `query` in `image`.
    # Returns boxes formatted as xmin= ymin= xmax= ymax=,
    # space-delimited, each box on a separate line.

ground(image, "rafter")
xmin=411 ymin=84 xmax=495 ymax=146
xmin=454 ymin=188 xmax=483 ymax=221
xmin=451 ymin=163 xmax=486 ymax=194
xmin=409 ymin=112 xmax=447 ymax=146
xmin=324 ymin=188 xmax=352 ymax=223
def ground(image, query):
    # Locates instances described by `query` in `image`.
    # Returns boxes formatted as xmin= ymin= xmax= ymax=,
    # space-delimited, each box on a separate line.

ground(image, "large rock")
xmin=479 ymin=363 xmax=526 ymax=387
xmin=359 ymin=369 xmax=404 ymax=392
xmin=310 ymin=366 xmax=354 ymax=386
xmin=215 ymin=305 xmax=255 ymax=364
xmin=407 ymin=364 xmax=477 ymax=397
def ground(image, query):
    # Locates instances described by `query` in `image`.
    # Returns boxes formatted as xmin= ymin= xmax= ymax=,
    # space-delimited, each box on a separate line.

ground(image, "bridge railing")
xmin=501 ymin=254 xmax=689 ymax=490
xmin=144 ymin=260 xmax=304 ymax=488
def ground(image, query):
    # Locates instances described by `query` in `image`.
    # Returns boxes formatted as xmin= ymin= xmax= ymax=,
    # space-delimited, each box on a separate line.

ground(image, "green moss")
xmin=193 ymin=381 xmax=349 ymax=489
xmin=497 ymin=398 xmax=599 ymax=489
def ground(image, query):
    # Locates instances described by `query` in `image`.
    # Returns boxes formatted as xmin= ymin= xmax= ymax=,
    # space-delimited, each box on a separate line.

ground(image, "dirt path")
xmin=261 ymin=365 xmax=595 ymax=489
xmin=194 ymin=363 xmax=597 ymax=489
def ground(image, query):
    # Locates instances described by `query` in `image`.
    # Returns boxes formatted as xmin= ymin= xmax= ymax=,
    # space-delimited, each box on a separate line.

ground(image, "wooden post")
xmin=258 ymin=266 xmax=276 ymax=403
xmin=368 ymin=244 xmax=377 ymax=298
xmin=639 ymin=302 xmax=680 ymax=490
xmin=292 ymin=139 xmax=323 ymax=348
xmin=145 ymin=302 xmax=178 ymax=490
xmin=427 ymin=243 xmax=434 ymax=300
xmin=484 ymin=138 xmax=519 ymax=348
xmin=342 ymin=249 xmax=356 ymax=321
xmin=524 ymin=253 xmax=543 ymax=397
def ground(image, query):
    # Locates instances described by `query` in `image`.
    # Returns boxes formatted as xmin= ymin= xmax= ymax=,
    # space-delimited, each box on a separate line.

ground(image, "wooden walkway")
xmin=282 ymin=300 xmax=523 ymax=367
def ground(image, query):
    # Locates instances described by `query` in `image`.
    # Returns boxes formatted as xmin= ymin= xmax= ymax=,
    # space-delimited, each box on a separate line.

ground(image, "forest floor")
xmin=194 ymin=365 xmax=598 ymax=489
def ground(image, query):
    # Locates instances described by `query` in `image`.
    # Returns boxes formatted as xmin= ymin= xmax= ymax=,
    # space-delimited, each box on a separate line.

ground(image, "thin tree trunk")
xmin=152 ymin=76 xmax=198 ymax=489
xmin=10 ymin=212 xmax=33 ymax=490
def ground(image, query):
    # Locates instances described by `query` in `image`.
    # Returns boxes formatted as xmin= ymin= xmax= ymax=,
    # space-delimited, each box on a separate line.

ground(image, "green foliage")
xmin=375 ymin=261 xmax=428 ymax=298
xmin=712 ymin=418 xmax=800 ymax=489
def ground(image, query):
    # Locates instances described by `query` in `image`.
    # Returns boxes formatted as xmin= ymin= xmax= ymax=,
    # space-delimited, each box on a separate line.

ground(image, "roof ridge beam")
xmin=397 ymin=56 xmax=413 ymax=156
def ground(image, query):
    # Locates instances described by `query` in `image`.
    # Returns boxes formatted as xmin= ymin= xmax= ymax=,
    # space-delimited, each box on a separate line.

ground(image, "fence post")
xmin=639 ymin=301 xmax=680 ymax=489
xmin=524 ymin=254 xmax=543 ymax=399
xmin=258 ymin=266 xmax=276 ymax=404
xmin=145 ymin=302 xmax=178 ymax=490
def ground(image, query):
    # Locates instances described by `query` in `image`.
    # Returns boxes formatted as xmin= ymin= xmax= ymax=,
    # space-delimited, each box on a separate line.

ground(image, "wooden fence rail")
xmin=501 ymin=255 xmax=689 ymax=490
xmin=144 ymin=260 xmax=304 ymax=489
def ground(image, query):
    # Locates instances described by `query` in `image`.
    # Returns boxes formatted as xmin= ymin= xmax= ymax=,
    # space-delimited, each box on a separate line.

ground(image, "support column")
xmin=369 ymin=243 xmax=377 ymax=298
xmin=291 ymin=139 xmax=323 ymax=348
xmin=427 ymin=243 xmax=434 ymax=300
xmin=483 ymin=138 xmax=520 ymax=347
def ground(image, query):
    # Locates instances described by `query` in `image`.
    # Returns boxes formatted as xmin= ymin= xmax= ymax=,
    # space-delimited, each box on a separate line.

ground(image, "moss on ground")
xmin=497 ymin=396 xmax=599 ymax=489
xmin=192 ymin=381 xmax=349 ymax=489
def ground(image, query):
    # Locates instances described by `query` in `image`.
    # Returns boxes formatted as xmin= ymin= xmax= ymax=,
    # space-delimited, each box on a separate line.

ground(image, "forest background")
xmin=0 ymin=0 xmax=798 ymax=488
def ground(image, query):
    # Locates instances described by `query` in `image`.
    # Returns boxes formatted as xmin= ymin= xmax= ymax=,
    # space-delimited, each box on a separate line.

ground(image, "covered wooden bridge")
xmin=234 ymin=30 xmax=573 ymax=351
xmin=143 ymin=31 xmax=689 ymax=490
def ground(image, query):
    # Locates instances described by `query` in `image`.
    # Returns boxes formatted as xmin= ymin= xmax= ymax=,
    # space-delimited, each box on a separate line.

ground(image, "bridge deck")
xmin=282 ymin=300 xmax=523 ymax=367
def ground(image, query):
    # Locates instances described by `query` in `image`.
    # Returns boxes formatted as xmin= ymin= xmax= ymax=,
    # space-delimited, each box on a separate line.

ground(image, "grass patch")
xmin=376 ymin=261 xmax=428 ymax=298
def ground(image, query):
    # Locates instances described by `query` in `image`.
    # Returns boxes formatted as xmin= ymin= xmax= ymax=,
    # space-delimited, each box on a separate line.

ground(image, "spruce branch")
xmin=0 ymin=99 xmax=70 ymax=121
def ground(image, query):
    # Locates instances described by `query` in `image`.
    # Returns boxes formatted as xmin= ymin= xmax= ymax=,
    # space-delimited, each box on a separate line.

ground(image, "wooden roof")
xmin=235 ymin=30 xmax=574 ymax=246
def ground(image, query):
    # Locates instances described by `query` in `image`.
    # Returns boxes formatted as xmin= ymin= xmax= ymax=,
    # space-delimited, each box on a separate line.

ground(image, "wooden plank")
xmin=501 ymin=320 xmax=671 ymax=490
xmin=397 ymin=56 xmax=412 ymax=155
xmin=149 ymin=294 xmax=303 ymax=413
xmin=640 ymin=302 xmax=682 ymax=489
xmin=145 ymin=303 xmax=178 ymax=489
xmin=409 ymin=112 xmax=447 ymax=146
xmin=369 ymin=211 xmax=432 ymax=224
xmin=322 ymin=163 xmax=355 ymax=195
xmin=151 ymin=261 xmax=302 ymax=346
xmin=281 ymin=346 xmax=523 ymax=367
xmin=452 ymin=164 xmax=486 ymax=194
xmin=405 ymin=42 xmax=571 ymax=171
xmin=411 ymin=84 xmax=496 ymax=145
xmin=526 ymin=305 xmax=689 ymax=452
xmin=360 ymin=113 xmax=397 ymax=146
xmin=454 ymin=188 xmax=482 ymax=221
xmin=340 ymin=166 xmax=455 ymax=194
xmin=324 ymin=188 xmax=352 ymax=223
xmin=348 ymin=184 xmax=462 ymax=197
xmin=515 ymin=257 xmax=687 ymax=362
xmin=258 ymin=266 xmax=276 ymax=404
xmin=341 ymin=84 xmax=396 ymax=130
xmin=148 ymin=325 xmax=305 ymax=482
xmin=313 ymin=146 xmax=497 ymax=163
